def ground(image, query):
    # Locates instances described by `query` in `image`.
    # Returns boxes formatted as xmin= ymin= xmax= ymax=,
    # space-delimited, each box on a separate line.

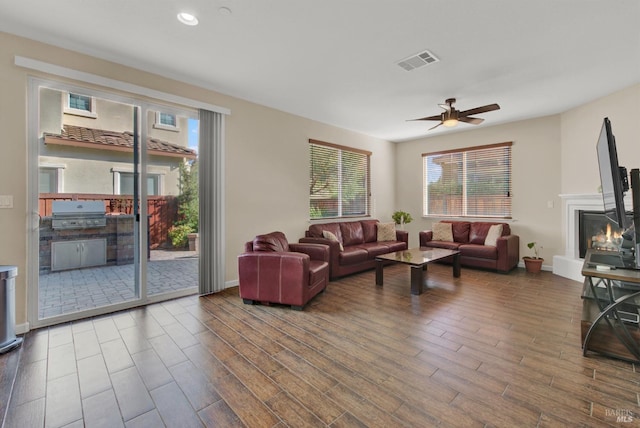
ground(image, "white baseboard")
xmin=16 ymin=322 xmax=30 ymax=335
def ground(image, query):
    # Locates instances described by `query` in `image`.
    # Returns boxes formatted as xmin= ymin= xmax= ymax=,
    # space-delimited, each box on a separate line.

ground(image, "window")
xmin=309 ymin=139 xmax=371 ymax=219
xmin=116 ymin=172 xmax=161 ymax=196
xmin=39 ymin=165 xmax=64 ymax=193
xmin=423 ymin=142 xmax=512 ymax=218
xmin=65 ymin=93 xmax=97 ymax=117
xmin=154 ymin=112 xmax=179 ymax=131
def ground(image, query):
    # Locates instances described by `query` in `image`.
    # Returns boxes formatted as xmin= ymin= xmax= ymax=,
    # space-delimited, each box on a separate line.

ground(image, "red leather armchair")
xmin=238 ymin=231 xmax=330 ymax=310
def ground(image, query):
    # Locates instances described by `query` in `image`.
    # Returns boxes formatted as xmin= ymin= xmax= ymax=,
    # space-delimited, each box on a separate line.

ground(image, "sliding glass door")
xmin=30 ymin=79 xmax=199 ymax=327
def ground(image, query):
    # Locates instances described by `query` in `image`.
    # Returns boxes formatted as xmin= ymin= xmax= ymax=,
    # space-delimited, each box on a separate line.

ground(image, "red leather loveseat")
xmin=419 ymin=221 xmax=519 ymax=273
xmin=238 ymin=231 xmax=330 ymax=310
xmin=299 ymin=220 xmax=408 ymax=279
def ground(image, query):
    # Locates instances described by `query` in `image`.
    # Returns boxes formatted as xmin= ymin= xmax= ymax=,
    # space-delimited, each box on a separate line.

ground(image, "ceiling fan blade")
xmin=459 ymin=103 xmax=500 ymax=117
xmin=458 ymin=116 xmax=484 ymax=125
xmin=428 ymin=122 xmax=442 ymax=131
xmin=408 ymin=114 xmax=442 ymax=121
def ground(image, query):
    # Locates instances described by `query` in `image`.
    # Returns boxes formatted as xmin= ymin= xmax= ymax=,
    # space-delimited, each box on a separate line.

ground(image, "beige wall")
xmin=395 ymin=115 xmax=563 ymax=262
xmin=560 ymin=84 xmax=640 ymax=195
xmin=0 ymin=32 xmax=395 ymax=328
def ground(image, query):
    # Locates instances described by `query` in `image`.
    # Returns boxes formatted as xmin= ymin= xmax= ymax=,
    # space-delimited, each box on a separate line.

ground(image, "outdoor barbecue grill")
xmin=51 ymin=200 xmax=107 ymax=230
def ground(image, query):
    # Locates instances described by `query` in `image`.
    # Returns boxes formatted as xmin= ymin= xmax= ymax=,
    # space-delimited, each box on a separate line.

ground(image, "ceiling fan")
xmin=410 ymin=98 xmax=500 ymax=131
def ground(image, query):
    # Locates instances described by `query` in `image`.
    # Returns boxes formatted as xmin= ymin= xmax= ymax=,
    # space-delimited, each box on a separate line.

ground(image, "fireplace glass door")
xmin=578 ymin=210 xmax=634 ymax=258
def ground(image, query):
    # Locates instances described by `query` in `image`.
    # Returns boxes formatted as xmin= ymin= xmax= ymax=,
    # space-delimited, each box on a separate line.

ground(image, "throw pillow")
xmin=432 ymin=222 xmax=454 ymax=242
xmin=322 ymin=230 xmax=344 ymax=251
xmin=377 ymin=222 xmax=396 ymax=242
xmin=484 ymin=224 xmax=503 ymax=247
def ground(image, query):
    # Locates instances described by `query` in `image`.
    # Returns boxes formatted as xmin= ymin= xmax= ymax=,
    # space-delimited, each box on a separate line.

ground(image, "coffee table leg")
xmin=452 ymin=253 xmax=461 ymax=277
xmin=411 ymin=265 xmax=425 ymax=295
xmin=375 ymin=259 xmax=384 ymax=286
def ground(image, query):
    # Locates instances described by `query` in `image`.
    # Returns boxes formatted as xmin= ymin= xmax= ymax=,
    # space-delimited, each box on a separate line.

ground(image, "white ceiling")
xmin=1 ymin=0 xmax=638 ymax=142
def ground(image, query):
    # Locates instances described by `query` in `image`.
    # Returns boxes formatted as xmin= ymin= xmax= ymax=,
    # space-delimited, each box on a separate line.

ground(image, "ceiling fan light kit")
xmin=410 ymin=98 xmax=500 ymax=131
xmin=442 ymin=110 xmax=459 ymax=127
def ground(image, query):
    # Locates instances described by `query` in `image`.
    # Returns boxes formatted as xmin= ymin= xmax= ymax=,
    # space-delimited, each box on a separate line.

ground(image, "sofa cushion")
xmin=356 ymin=242 xmax=391 ymax=258
xmin=449 ymin=221 xmax=471 ymax=243
xmin=309 ymin=223 xmax=343 ymax=241
xmin=484 ymin=224 xmax=503 ymax=246
xmin=340 ymin=222 xmax=365 ymax=246
xmin=423 ymin=240 xmax=461 ymax=251
xmin=469 ymin=222 xmax=505 ymax=245
xmin=381 ymin=241 xmax=408 ymax=252
xmin=360 ymin=220 xmax=379 ymax=243
xmin=459 ymin=244 xmax=498 ymax=260
xmin=253 ymin=232 xmax=289 ymax=252
xmin=432 ymin=222 xmax=453 ymax=242
xmin=377 ymin=222 xmax=396 ymax=241
xmin=322 ymin=230 xmax=344 ymax=251
xmin=339 ymin=247 xmax=369 ymax=265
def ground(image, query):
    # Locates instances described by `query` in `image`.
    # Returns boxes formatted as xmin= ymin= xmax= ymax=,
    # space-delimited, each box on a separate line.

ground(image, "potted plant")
xmin=523 ymin=242 xmax=544 ymax=273
xmin=392 ymin=211 xmax=413 ymax=230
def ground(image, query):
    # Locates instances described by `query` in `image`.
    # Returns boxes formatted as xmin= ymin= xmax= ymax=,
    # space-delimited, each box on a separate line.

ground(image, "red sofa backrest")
xmin=307 ymin=220 xmax=382 ymax=244
xmin=469 ymin=222 xmax=511 ymax=244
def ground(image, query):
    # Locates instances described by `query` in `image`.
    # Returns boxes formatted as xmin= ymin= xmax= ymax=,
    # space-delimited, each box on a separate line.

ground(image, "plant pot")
xmin=523 ymin=257 xmax=544 ymax=273
xmin=187 ymin=233 xmax=199 ymax=252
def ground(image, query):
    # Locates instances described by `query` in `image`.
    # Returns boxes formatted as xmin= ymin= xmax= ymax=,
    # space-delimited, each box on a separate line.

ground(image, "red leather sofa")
xmin=299 ymin=220 xmax=408 ymax=279
xmin=419 ymin=221 xmax=519 ymax=273
xmin=238 ymin=231 xmax=329 ymax=310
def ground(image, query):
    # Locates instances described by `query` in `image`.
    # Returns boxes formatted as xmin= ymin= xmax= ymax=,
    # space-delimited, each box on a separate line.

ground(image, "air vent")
xmin=396 ymin=50 xmax=439 ymax=71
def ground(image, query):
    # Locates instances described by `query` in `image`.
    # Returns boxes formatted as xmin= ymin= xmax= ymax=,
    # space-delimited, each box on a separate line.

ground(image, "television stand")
xmin=581 ymin=250 xmax=640 ymax=363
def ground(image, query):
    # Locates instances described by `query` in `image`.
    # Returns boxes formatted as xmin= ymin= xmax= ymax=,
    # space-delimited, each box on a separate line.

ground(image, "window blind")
xmin=423 ymin=142 xmax=512 ymax=218
xmin=309 ymin=139 xmax=371 ymax=220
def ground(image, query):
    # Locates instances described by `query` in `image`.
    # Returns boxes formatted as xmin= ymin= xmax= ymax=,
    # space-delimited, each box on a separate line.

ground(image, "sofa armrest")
xmin=395 ymin=230 xmax=409 ymax=245
xmin=419 ymin=230 xmax=433 ymax=246
xmin=496 ymin=234 xmax=520 ymax=272
xmin=289 ymin=242 xmax=330 ymax=262
xmin=238 ymin=252 xmax=310 ymax=302
xmin=300 ymin=237 xmax=342 ymax=279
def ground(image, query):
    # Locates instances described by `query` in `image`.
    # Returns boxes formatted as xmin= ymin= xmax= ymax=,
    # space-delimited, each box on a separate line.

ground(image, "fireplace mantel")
xmin=553 ymin=193 xmax=632 ymax=282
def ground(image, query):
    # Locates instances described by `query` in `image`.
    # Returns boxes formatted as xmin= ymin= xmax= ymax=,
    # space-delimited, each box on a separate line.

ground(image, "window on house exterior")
xmin=117 ymin=172 xmax=160 ymax=196
xmin=39 ymin=165 xmax=64 ymax=193
xmin=154 ymin=112 xmax=179 ymax=131
xmin=423 ymin=142 xmax=512 ymax=218
xmin=39 ymin=168 xmax=58 ymax=193
xmin=65 ymin=93 xmax=97 ymax=117
xmin=309 ymin=139 xmax=371 ymax=220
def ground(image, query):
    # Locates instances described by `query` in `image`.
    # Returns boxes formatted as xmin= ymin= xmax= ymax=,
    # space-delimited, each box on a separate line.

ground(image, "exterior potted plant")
xmin=523 ymin=242 xmax=544 ymax=273
xmin=392 ymin=210 xmax=413 ymax=230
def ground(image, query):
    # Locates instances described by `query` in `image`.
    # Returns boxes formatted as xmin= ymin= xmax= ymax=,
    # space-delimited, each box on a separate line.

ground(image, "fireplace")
xmin=578 ymin=210 xmax=631 ymax=258
xmin=554 ymin=193 xmax=633 ymax=282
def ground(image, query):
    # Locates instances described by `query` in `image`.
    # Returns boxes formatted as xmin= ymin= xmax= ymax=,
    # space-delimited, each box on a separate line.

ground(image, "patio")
xmin=38 ymin=249 xmax=198 ymax=319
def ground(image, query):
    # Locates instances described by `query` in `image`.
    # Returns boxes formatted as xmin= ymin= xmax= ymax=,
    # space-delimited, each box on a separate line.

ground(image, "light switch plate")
xmin=0 ymin=195 xmax=14 ymax=208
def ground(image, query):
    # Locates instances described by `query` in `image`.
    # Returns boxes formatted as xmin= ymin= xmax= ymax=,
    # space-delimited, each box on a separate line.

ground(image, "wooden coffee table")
xmin=375 ymin=247 xmax=460 ymax=295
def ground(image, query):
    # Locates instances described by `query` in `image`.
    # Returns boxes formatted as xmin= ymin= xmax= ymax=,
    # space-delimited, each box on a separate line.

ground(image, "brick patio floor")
xmin=38 ymin=250 xmax=198 ymax=319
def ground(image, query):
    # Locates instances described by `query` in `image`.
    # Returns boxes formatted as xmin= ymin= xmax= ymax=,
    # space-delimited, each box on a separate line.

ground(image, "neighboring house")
xmin=38 ymin=89 xmax=196 ymax=197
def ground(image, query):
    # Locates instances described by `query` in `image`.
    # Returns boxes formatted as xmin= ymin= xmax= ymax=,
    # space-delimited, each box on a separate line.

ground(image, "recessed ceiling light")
xmin=218 ymin=7 xmax=232 ymax=15
xmin=177 ymin=12 xmax=198 ymax=26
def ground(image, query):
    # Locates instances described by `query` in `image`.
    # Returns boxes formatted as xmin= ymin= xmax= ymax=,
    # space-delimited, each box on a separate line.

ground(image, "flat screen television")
xmin=596 ymin=117 xmax=630 ymax=230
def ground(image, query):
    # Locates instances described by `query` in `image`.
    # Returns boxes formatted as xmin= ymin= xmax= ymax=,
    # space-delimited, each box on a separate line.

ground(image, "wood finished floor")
xmin=1 ymin=264 xmax=639 ymax=427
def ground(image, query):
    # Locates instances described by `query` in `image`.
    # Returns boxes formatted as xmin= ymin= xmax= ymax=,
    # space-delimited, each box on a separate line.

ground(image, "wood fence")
xmin=39 ymin=193 xmax=179 ymax=248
